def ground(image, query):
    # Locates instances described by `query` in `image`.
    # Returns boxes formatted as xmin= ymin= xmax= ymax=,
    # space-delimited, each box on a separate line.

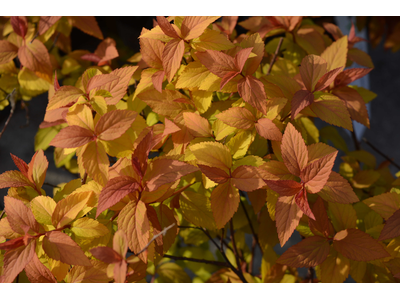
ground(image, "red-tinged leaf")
xmin=0 ymin=170 xmax=32 ymax=189
xmin=231 ymin=165 xmax=265 ymax=192
xmin=28 ymin=150 xmax=48 ymax=189
xmin=152 ymin=70 xmax=165 ymax=93
xmin=333 ymin=86 xmax=370 ymax=128
xmin=318 ymin=171 xmax=359 ymax=204
xmin=0 ymin=40 xmax=18 ymax=64
xmin=4 ymin=196 xmax=41 ymax=235
xmin=114 ymin=260 xmax=128 ymax=283
xmin=86 ymin=73 xmax=119 ymax=92
xmin=94 ymin=38 xmax=119 ymax=65
xmin=323 ymin=22 xmax=343 ymax=41
xmin=310 ymin=95 xmax=353 ymax=131
xmin=255 ymin=118 xmax=282 ymax=141
xmin=237 ymin=75 xmax=267 ymax=114
xmin=183 ymin=112 xmax=213 ymax=138
xmin=211 ymin=180 xmax=239 ymax=229
xmin=264 ymin=180 xmax=302 ymax=197
xmin=363 ymin=193 xmax=400 ymax=220
xmin=43 ymin=231 xmax=92 ymax=266
xmin=276 ymin=195 xmax=304 ymax=246
xmin=0 ymin=236 xmax=25 ymax=250
xmin=220 ymin=70 xmax=240 ymax=90
xmin=155 ymin=204 xmax=178 ymax=253
xmin=291 ymin=90 xmax=314 ymax=119
xmin=181 ymin=16 xmax=220 ymax=40
xmin=50 ymin=126 xmax=93 ymax=148
xmin=156 ymin=16 xmax=181 ymax=39
xmin=38 ymin=16 xmax=61 ymax=35
xmin=113 ymin=230 xmax=129 ymax=259
xmin=314 ymin=67 xmax=342 ymax=92
xmin=82 ymin=141 xmax=109 ymax=186
xmin=1 ymin=239 xmax=35 ymax=283
xmin=90 ymin=247 xmax=122 ymax=264
xmin=132 ymin=129 xmax=154 ymax=176
xmin=309 ymin=197 xmax=335 ymax=238
xmin=234 ymin=47 xmax=253 ymax=72
xmin=196 ymin=49 xmax=237 ymax=78
xmin=47 ymin=86 xmax=85 ymax=110
xmin=198 ymin=164 xmax=230 ymax=184
xmin=281 ymin=122 xmax=308 ymax=177
xmin=215 ymin=107 xmax=256 ymax=130
xmin=97 ymin=176 xmax=139 ymax=217
xmin=294 ymin=188 xmax=315 ymax=219
xmin=54 ymin=70 xmax=60 ymax=92
xmin=163 ymin=118 xmax=181 ymax=136
xmin=69 ymin=16 xmax=103 ymax=40
xmin=347 ymin=47 xmax=374 ymax=68
xmin=95 ymin=110 xmax=137 ymax=141
xmin=18 ymin=39 xmax=52 ymax=82
xmin=25 ymin=252 xmax=57 ymax=283
xmin=334 ymin=68 xmax=373 ymax=88
xmin=299 ymin=55 xmax=328 ymax=92
xmin=118 ymin=200 xmax=150 ymax=263
xmin=145 ymin=159 xmax=198 ymax=192
xmin=301 ymin=152 xmax=337 ymax=194
xmin=81 ymin=53 xmax=101 ymax=64
xmin=276 ymin=235 xmax=330 ymax=267
xmin=163 ymin=38 xmax=185 ymax=82
xmin=333 ymin=228 xmax=390 ymax=261
xmin=93 ymin=66 xmax=138 ymax=105
xmin=10 ymin=16 xmax=28 ymax=38
xmin=140 ymin=37 xmax=164 ymax=69
xmin=379 ymin=209 xmax=400 ymax=241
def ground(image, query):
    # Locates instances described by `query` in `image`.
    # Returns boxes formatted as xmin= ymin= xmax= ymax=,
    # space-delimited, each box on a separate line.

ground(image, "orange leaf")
xmin=162 ymin=38 xmax=185 ymax=82
xmin=118 ymin=200 xmax=150 ymax=263
xmin=156 ymin=16 xmax=181 ymax=39
xmin=25 ymin=252 xmax=57 ymax=283
xmin=47 ymin=86 xmax=85 ymax=110
xmin=28 ymin=150 xmax=48 ymax=190
xmin=299 ymin=55 xmax=327 ymax=91
xmin=281 ymin=123 xmax=308 ymax=177
xmin=264 ymin=180 xmax=302 ymax=196
xmin=309 ymin=197 xmax=335 ymax=238
xmin=145 ymin=159 xmax=198 ymax=192
xmin=183 ymin=112 xmax=213 ymax=138
xmin=363 ymin=192 xmax=400 ymax=220
xmin=333 ymin=228 xmax=390 ymax=261
xmin=140 ymin=37 xmax=164 ymax=69
xmin=196 ymin=49 xmax=237 ymax=78
xmin=69 ymin=16 xmax=104 ymax=40
xmin=275 ymin=195 xmax=303 ymax=246
xmin=0 ymin=170 xmax=32 ymax=189
xmin=113 ymin=260 xmax=128 ymax=283
xmin=379 ymin=209 xmax=400 ymax=241
xmin=347 ymin=47 xmax=374 ymax=68
xmin=276 ymin=235 xmax=330 ymax=267
xmin=50 ymin=126 xmax=94 ymax=148
xmin=181 ymin=16 xmax=220 ymax=40
xmin=43 ymin=231 xmax=92 ymax=266
xmin=151 ymin=70 xmax=165 ymax=93
xmin=113 ymin=230 xmax=129 ymax=259
xmin=291 ymin=90 xmax=314 ymax=120
xmin=295 ymin=188 xmax=315 ymax=220
xmin=18 ymin=39 xmax=52 ymax=82
xmin=10 ymin=16 xmax=28 ymax=38
xmin=211 ymin=180 xmax=239 ymax=229
xmin=314 ymin=67 xmax=342 ymax=91
xmin=334 ymin=68 xmax=373 ymax=88
xmin=38 ymin=16 xmax=61 ymax=35
xmin=231 ymin=165 xmax=265 ymax=192
xmin=155 ymin=204 xmax=178 ymax=253
xmin=4 ymin=196 xmax=41 ymax=235
xmin=94 ymin=38 xmax=119 ymax=65
xmin=82 ymin=141 xmax=109 ymax=186
xmin=255 ymin=118 xmax=282 ymax=141
xmin=215 ymin=107 xmax=256 ymax=130
xmin=90 ymin=247 xmax=122 ymax=264
xmin=10 ymin=153 xmax=29 ymax=178
xmin=317 ymin=171 xmax=359 ymax=204
xmin=1 ymin=239 xmax=35 ymax=283
xmin=0 ymin=40 xmax=18 ymax=64
xmin=237 ymin=75 xmax=267 ymax=115
xmin=95 ymin=110 xmax=137 ymax=141
xmin=198 ymin=165 xmax=230 ymax=184
xmin=97 ymin=176 xmax=139 ymax=217
xmin=234 ymin=47 xmax=254 ymax=73
xmin=86 ymin=73 xmax=119 ymax=92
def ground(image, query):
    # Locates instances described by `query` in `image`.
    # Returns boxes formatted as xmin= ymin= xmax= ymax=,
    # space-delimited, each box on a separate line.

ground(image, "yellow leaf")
xmin=82 ymin=141 xmax=109 ymax=187
xmin=18 ymin=67 xmax=51 ymax=97
xmin=34 ymin=125 xmax=62 ymax=151
xmin=191 ymin=90 xmax=213 ymax=113
xmin=156 ymin=262 xmax=191 ymax=283
xmin=212 ymin=119 xmax=236 ymax=141
xmin=226 ymin=130 xmax=255 ymax=159
xmin=321 ymin=36 xmax=348 ymax=71
xmin=190 ymin=141 xmax=232 ymax=172
xmin=47 ymin=257 xmax=70 ymax=281
xmin=71 ymin=217 xmax=109 ymax=238
xmin=319 ymin=247 xmax=350 ymax=283
xmin=31 ymin=196 xmax=57 ymax=226
xmin=191 ymin=28 xmax=234 ymax=51
xmin=66 ymin=104 xmax=95 ymax=131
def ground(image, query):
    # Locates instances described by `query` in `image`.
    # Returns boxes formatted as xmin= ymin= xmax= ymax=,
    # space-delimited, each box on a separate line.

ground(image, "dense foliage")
xmin=1 ymin=16 xmax=400 ymax=283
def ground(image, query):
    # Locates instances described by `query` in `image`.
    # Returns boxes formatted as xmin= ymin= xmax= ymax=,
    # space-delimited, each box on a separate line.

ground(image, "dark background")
xmin=0 ymin=16 xmax=399 ymax=281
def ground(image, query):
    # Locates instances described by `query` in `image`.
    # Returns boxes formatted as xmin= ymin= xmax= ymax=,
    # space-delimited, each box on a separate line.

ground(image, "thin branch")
xmin=0 ymin=210 xmax=5 ymax=220
xmin=351 ymin=125 xmax=360 ymax=150
xmin=30 ymin=32 xmax=39 ymax=44
xmin=239 ymin=192 xmax=263 ymax=255
xmin=266 ymin=37 xmax=284 ymax=75
xmin=267 ymin=140 xmax=273 ymax=155
xmin=48 ymin=32 xmax=60 ymax=52
xmin=220 ymin=229 xmax=224 ymax=252
xmin=0 ymin=89 xmax=17 ymax=141
xmin=249 ymin=237 xmax=256 ymax=275
xmin=81 ymin=172 xmax=88 ymax=185
xmin=362 ymin=137 xmax=400 ymax=170
xmin=163 ymin=254 xmax=229 ymax=267
xmin=229 ymin=219 xmax=243 ymax=274
xmin=43 ymin=182 xmax=61 ymax=189
xmin=20 ymin=101 xmax=29 ymax=128
xmin=306 ymin=267 xmax=315 ymax=283
xmin=280 ymin=112 xmax=291 ymax=122
xmin=136 ymin=223 xmax=176 ymax=256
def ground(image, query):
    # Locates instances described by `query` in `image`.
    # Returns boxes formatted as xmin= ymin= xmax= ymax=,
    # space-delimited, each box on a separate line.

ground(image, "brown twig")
xmin=267 ymin=140 xmax=273 ymax=155
xmin=229 ymin=219 xmax=244 ymax=277
xmin=362 ymin=137 xmax=400 ymax=170
xmin=0 ymin=210 xmax=5 ymax=220
xmin=136 ymin=223 xmax=176 ymax=255
xmin=306 ymin=267 xmax=315 ymax=283
xmin=249 ymin=237 xmax=256 ymax=275
xmin=48 ymin=32 xmax=60 ymax=52
xmin=266 ymin=37 xmax=284 ymax=75
xmin=220 ymin=228 xmax=224 ymax=252
xmin=163 ymin=254 xmax=229 ymax=267
xmin=30 ymin=32 xmax=39 ymax=44
xmin=20 ymin=101 xmax=30 ymax=128
xmin=280 ymin=112 xmax=291 ymax=122
xmin=0 ymin=89 xmax=17 ymax=141
xmin=43 ymin=182 xmax=61 ymax=189
xmin=81 ymin=172 xmax=88 ymax=185
xmin=351 ymin=124 xmax=361 ymax=150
